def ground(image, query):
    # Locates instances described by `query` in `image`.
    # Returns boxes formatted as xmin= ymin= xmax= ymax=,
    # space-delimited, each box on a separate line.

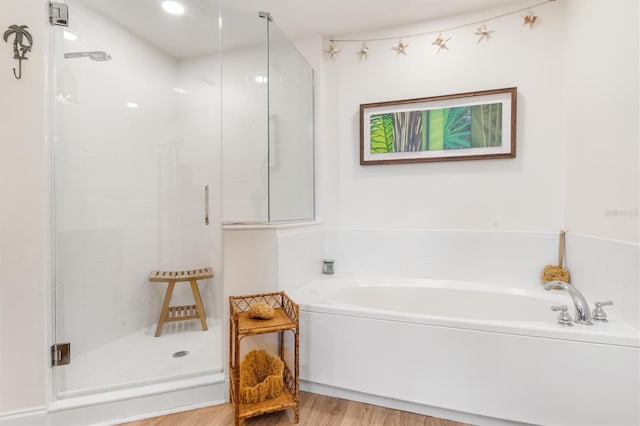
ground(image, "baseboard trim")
xmin=300 ymin=381 xmax=528 ymax=426
xmin=0 ymin=407 xmax=47 ymax=426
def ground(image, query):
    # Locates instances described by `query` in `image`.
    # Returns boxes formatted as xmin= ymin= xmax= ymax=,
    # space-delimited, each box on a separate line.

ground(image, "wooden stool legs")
xmin=190 ymin=279 xmax=209 ymax=332
xmin=154 ymin=279 xmax=208 ymax=337
xmin=155 ymin=281 xmax=176 ymax=337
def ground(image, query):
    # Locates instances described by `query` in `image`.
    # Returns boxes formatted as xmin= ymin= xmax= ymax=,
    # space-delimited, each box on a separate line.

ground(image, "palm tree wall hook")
xmin=3 ymin=25 xmax=33 ymax=80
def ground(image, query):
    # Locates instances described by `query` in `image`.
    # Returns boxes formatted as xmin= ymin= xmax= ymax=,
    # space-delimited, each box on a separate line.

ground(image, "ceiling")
xmin=80 ymin=0 xmax=527 ymax=59
xmin=221 ymin=0 xmax=528 ymax=39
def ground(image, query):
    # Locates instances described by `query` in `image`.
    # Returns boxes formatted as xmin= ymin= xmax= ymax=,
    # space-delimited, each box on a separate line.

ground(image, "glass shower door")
xmin=52 ymin=0 xmax=223 ymax=398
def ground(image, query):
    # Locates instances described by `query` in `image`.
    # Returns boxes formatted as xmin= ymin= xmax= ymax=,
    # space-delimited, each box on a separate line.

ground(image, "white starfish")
xmin=325 ymin=41 xmax=340 ymax=58
xmin=358 ymin=42 xmax=369 ymax=61
xmin=475 ymin=24 xmax=494 ymax=43
xmin=432 ymin=33 xmax=451 ymax=53
xmin=392 ymin=39 xmax=408 ymax=56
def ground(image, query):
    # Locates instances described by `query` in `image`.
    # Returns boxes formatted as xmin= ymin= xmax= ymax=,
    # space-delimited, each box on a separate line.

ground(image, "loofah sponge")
xmin=249 ymin=302 xmax=275 ymax=320
xmin=542 ymin=230 xmax=570 ymax=286
xmin=541 ymin=265 xmax=570 ymax=283
xmin=240 ymin=349 xmax=284 ymax=404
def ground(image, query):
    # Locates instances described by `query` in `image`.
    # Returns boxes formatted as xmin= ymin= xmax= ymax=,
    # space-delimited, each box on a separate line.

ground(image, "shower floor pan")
xmin=56 ymin=319 xmax=223 ymax=398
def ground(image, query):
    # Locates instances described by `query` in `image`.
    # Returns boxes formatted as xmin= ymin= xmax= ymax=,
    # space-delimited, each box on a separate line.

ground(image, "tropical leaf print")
xmin=470 ymin=103 xmax=502 ymax=147
xmin=370 ymin=113 xmax=395 ymax=153
xmin=392 ymin=111 xmax=423 ymax=152
xmin=443 ymin=106 xmax=471 ymax=150
xmin=369 ymin=102 xmax=502 ymax=154
xmin=421 ymin=110 xmax=428 ymax=151
xmin=428 ymin=109 xmax=444 ymax=151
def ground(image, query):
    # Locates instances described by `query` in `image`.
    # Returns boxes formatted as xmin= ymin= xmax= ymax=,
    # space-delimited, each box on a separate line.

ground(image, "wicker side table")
xmin=229 ymin=292 xmax=299 ymax=426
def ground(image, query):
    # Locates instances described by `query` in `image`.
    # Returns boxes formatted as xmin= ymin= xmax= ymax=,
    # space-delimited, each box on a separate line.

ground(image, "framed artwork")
xmin=360 ymin=87 xmax=517 ymax=165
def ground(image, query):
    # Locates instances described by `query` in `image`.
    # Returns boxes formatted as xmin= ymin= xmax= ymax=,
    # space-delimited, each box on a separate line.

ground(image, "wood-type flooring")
xmin=122 ymin=391 xmax=468 ymax=426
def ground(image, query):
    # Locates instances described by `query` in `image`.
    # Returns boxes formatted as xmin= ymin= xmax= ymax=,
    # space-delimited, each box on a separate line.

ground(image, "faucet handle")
xmin=593 ymin=300 xmax=614 ymax=322
xmin=551 ymin=305 xmax=574 ymax=326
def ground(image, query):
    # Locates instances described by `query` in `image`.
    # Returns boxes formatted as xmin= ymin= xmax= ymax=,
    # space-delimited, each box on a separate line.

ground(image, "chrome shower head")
xmin=64 ymin=51 xmax=112 ymax=61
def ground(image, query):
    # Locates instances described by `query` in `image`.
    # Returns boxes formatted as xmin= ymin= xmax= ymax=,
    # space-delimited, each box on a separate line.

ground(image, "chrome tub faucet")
xmin=544 ymin=281 xmax=593 ymax=325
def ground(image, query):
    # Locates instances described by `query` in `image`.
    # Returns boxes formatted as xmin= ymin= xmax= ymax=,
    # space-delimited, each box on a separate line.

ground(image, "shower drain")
xmin=172 ymin=350 xmax=189 ymax=358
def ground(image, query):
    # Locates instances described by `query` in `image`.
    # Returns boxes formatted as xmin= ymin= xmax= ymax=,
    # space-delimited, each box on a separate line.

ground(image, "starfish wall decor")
xmin=391 ymin=39 xmax=408 ymax=56
xmin=325 ymin=40 xmax=340 ymax=59
xmin=475 ymin=24 xmax=494 ymax=43
xmin=432 ymin=33 xmax=451 ymax=53
xmin=322 ymin=0 xmax=556 ymax=61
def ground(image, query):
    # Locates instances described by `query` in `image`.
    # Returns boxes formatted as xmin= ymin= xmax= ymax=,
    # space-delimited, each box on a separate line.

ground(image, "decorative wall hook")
xmin=3 ymin=24 xmax=33 ymax=79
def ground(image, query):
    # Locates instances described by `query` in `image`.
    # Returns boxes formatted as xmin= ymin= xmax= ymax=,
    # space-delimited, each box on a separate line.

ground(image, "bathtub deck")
xmin=120 ymin=391 xmax=467 ymax=425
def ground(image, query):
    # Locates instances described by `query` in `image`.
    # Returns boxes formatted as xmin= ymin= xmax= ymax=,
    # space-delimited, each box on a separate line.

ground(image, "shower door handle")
xmin=204 ymin=185 xmax=210 ymax=226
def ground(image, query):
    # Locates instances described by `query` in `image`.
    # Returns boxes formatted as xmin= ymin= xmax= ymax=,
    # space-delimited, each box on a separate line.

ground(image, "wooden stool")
xmin=149 ymin=267 xmax=213 ymax=337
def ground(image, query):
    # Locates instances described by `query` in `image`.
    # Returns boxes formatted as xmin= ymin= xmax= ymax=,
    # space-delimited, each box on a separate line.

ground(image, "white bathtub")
xmin=292 ymin=277 xmax=640 ymax=426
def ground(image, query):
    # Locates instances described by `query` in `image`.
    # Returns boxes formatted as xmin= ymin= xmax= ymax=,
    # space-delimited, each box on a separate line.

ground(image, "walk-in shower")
xmin=51 ymin=0 xmax=224 ymax=398
xmin=51 ymin=0 xmax=314 ymax=404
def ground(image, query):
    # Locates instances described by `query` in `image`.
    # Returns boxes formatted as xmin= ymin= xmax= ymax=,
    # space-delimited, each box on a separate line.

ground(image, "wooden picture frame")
xmin=360 ymin=87 xmax=517 ymax=165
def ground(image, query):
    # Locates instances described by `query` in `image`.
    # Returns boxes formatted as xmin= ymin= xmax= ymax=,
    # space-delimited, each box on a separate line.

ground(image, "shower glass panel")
xmin=267 ymin=21 xmax=315 ymax=222
xmin=221 ymin=8 xmax=269 ymax=223
xmin=52 ymin=0 xmax=223 ymax=397
xmin=221 ymin=13 xmax=315 ymax=224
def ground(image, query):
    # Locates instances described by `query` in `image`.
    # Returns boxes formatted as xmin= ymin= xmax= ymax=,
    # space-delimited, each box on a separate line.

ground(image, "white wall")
xmin=223 ymin=0 xmax=640 ymax=321
xmin=315 ymin=1 xmax=639 ymax=328
xmin=316 ymin=0 xmax=638 ymax=239
xmin=222 ymin=223 xmax=324 ymax=366
xmin=0 ymin=0 xmax=48 ymax=414
xmin=325 ymin=228 xmax=559 ymax=285
xmin=561 ymin=0 xmax=640 ymax=328
xmin=564 ymin=0 xmax=639 ymax=243
xmin=322 ymin=1 xmax=567 ymax=231
xmin=222 ymin=224 xmax=324 ymax=301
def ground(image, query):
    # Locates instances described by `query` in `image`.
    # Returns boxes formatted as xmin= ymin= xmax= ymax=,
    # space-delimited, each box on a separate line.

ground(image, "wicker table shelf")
xmin=229 ymin=292 xmax=299 ymax=426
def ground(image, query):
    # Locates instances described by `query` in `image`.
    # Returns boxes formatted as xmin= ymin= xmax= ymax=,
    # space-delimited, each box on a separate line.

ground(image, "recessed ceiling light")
xmin=126 ymin=102 xmax=139 ymax=108
xmin=162 ymin=1 xmax=185 ymax=15
xmin=254 ymin=75 xmax=268 ymax=84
